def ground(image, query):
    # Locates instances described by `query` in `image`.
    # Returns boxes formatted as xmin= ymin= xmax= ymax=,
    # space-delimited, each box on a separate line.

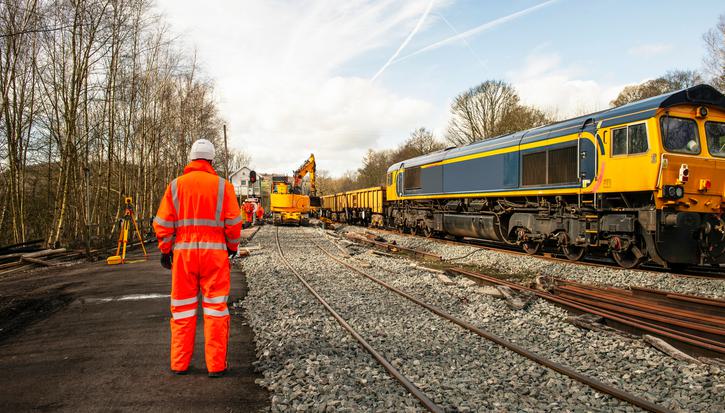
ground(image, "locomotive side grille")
xmin=548 ymin=146 xmax=578 ymax=184
xmin=522 ymin=151 xmax=547 ymax=186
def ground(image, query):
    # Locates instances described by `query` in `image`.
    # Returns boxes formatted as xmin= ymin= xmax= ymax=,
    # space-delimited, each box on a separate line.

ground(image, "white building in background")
xmin=229 ymin=167 xmax=254 ymax=197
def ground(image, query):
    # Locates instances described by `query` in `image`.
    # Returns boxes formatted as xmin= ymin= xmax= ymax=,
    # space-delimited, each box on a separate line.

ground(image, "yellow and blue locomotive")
xmin=323 ymin=85 xmax=725 ymax=269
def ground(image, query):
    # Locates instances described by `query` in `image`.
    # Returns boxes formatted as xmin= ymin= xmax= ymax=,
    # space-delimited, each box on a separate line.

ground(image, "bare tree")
xmin=610 ymin=70 xmax=703 ymax=107
xmin=446 ymin=80 xmax=550 ymax=146
xmin=703 ymin=14 xmax=725 ymax=92
xmin=227 ymin=147 xmax=252 ymax=176
xmin=0 ymin=0 xmax=228 ymax=248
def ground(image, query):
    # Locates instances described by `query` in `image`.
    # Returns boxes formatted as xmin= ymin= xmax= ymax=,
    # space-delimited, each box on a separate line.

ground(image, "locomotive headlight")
xmin=678 ymin=164 xmax=689 ymax=183
xmin=697 ymin=106 xmax=708 ymax=118
xmin=662 ymin=185 xmax=685 ymax=200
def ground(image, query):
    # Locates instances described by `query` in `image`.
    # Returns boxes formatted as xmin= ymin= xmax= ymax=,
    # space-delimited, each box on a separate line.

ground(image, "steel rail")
xmin=315 ymin=241 xmax=673 ymax=413
xmin=345 ymin=233 xmax=443 ymax=260
xmin=554 ymin=285 xmax=725 ymax=328
xmin=449 ymin=268 xmax=725 ymax=354
xmin=273 ymin=227 xmax=443 ymax=413
xmin=554 ymin=289 xmax=725 ymax=335
xmin=628 ymin=286 xmax=725 ymax=308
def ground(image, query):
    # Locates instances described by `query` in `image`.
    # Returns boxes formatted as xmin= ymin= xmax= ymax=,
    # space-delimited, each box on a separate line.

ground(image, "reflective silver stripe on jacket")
xmin=176 ymin=218 xmax=224 ymax=227
xmin=202 ymin=307 xmax=229 ymax=317
xmin=161 ymin=236 xmax=174 ymax=244
xmin=170 ymin=178 xmax=180 ymax=214
xmin=215 ymin=177 xmax=225 ymax=221
xmin=225 ymin=215 xmax=242 ymax=226
xmin=226 ymin=237 xmax=241 ymax=244
xmin=154 ymin=216 xmax=176 ymax=228
xmin=174 ymin=242 xmax=227 ymax=251
xmin=171 ymin=296 xmax=198 ymax=306
xmin=203 ymin=295 xmax=228 ymax=304
xmin=172 ymin=309 xmax=196 ymax=320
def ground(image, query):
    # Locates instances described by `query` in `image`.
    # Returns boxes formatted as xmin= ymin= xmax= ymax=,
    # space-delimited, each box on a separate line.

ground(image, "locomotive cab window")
xmin=403 ymin=167 xmax=421 ymax=190
xmin=705 ymin=121 xmax=725 ymax=158
xmin=611 ymin=123 xmax=648 ymax=156
xmin=660 ymin=116 xmax=700 ymax=154
xmin=386 ymin=173 xmax=393 ymax=186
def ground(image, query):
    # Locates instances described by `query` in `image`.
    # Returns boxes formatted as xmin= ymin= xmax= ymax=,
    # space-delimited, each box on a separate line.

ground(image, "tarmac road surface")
xmin=0 ymin=248 xmax=269 ymax=412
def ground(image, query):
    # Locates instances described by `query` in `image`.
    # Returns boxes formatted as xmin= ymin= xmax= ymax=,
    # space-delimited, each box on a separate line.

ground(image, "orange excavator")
xmin=270 ymin=154 xmax=319 ymax=225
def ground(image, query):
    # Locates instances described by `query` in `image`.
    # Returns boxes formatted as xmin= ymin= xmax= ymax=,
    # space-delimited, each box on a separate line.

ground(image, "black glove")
xmin=160 ymin=253 xmax=172 ymax=270
xmin=227 ymin=248 xmax=237 ymax=258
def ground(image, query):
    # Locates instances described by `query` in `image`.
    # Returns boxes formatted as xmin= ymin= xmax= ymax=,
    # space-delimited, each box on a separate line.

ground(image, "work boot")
xmin=208 ymin=369 xmax=226 ymax=378
xmin=171 ymin=369 xmax=188 ymax=375
xmin=208 ymin=362 xmax=228 ymax=378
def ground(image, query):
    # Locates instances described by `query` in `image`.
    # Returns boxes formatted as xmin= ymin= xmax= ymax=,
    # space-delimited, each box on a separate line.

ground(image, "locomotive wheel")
xmin=562 ymin=245 xmax=586 ymax=261
xmin=612 ymin=249 xmax=643 ymax=269
xmin=522 ymin=241 xmax=541 ymax=255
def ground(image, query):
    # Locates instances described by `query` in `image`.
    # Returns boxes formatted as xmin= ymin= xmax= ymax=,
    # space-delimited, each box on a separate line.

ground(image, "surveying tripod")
xmin=107 ymin=196 xmax=148 ymax=265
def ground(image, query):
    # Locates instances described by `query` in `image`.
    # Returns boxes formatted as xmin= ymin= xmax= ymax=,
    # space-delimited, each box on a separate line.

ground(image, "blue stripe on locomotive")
xmin=404 ymin=139 xmax=595 ymax=196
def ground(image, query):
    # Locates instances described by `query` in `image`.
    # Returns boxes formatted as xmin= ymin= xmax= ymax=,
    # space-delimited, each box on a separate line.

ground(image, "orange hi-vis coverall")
xmin=153 ymin=160 xmax=242 ymax=373
xmin=242 ymin=201 xmax=254 ymax=224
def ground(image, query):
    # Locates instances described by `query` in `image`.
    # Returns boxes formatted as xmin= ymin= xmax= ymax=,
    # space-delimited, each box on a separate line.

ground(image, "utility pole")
xmin=223 ymin=124 xmax=229 ymax=179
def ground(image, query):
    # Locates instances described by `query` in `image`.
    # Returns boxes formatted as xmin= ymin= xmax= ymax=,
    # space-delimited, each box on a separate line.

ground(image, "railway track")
xmin=341 ymin=226 xmax=724 ymax=358
xmin=356 ymin=226 xmax=725 ymax=280
xmin=274 ymin=226 xmax=672 ymax=413
xmin=273 ymin=227 xmax=443 ymax=412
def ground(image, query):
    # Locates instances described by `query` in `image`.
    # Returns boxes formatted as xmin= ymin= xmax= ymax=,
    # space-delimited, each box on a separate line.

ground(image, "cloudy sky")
xmin=155 ymin=0 xmax=723 ymax=176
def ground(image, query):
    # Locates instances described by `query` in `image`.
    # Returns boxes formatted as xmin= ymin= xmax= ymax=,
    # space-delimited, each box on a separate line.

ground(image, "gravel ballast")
xmin=343 ymin=225 xmax=725 ymax=300
xmin=241 ymin=225 xmax=724 ymax=412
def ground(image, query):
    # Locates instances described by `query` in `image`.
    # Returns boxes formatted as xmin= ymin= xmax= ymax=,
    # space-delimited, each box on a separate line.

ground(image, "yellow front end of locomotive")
xmin=652 ymin=105 xmax=725 ymax=214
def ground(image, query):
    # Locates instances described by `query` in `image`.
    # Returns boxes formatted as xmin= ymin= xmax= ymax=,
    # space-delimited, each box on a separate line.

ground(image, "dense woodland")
xmin=319 ymin=15 xmax=725 ymax=195
xmin=0 ymin=0 xmax=238 ymax=248
xmin=1 ymin=2 xmax=723 ymax=248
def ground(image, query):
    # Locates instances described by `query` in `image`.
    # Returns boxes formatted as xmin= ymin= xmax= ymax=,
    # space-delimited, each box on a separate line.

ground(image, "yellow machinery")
xmin=270 ymin=154 xmax=318 ymax=225
xmin=107 ymin=197 xmax=147 ymax=265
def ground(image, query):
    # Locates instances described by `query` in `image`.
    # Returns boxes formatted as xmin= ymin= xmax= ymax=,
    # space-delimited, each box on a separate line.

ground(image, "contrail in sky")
xmin=394 ymin=0 xmax=559 ymax=64
xmin=370 ymin=0 xmax=435 ymax=82
xmin=433 ymin=12 xmax=487 ymax=69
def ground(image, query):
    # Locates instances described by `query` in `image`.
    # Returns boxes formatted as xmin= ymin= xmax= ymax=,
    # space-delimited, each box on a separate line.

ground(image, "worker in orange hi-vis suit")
xmin=255 ymin=204 xmax=265 ymax=224
xmin=153 ymin=138 xmax=242 ymax=378
xmin=242 ymin=201 xmax=255 ymax=227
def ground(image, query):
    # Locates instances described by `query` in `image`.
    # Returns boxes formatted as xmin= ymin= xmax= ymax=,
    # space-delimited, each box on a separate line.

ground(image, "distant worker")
xmin=242 ymin=200 xmax=255 ymax=228
xmin=153 ymin=139 xmax=242 ymax=378
xmin=255 ymin=204 xmax=265 ymax=224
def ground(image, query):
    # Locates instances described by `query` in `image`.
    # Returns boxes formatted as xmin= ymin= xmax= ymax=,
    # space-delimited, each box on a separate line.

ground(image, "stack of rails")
xmin=0 ymin=240 xmax=83 ymax=276
xmin=449 ymin=268 xmax=724 ymax=359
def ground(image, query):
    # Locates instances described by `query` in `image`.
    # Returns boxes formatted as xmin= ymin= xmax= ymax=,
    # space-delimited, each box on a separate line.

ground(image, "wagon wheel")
xmin=562 ymin=245 xmax=586 ymax=261
xmin=409 ymin=224 xmax=418 ymax=236
xmin=522 ymin=241 xmax=541 ymax=255
xmin=422 ymin=225 xmax=433 ymax=238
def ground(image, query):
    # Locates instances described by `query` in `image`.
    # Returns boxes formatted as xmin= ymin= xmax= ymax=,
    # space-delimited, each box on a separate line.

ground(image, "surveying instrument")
xmin=107 ymin=196 xmax=148 ymax=265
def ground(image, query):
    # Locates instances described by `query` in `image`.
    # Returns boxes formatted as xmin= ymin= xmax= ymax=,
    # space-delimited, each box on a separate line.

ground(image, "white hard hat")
xmin=189 ymin=139 xmax=215 ymax=161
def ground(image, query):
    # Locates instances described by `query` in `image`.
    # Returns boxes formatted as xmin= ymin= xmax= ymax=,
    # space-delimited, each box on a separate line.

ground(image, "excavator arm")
xmin=292 ymin=154 xmax=316 ymax=195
